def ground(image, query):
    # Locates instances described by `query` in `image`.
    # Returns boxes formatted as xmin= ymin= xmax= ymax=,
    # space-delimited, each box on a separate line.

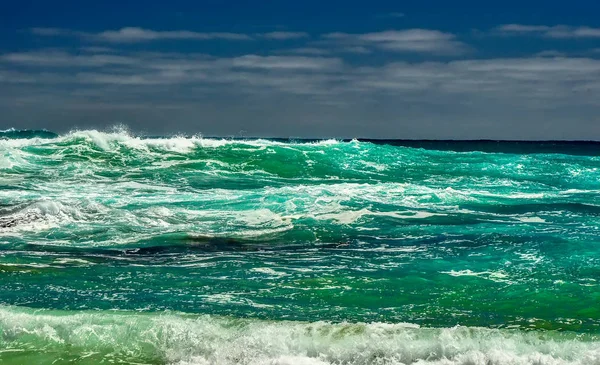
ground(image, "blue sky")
xmin=1 ymin=0 xmax=600 ymax=138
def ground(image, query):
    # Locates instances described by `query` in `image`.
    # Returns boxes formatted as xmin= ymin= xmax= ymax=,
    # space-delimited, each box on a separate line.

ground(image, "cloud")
xmin=341 ymin=46 xmax=371 ymax=54
xmin=534 ymin=50 xmax=567 ymax=57
xmin=30 ymin=27 xmax=311 ymax=43
xmin=29 ymin=27 xmax=467 ymax=55
xmin=3 ymin=48 xmax=599 ymax=104
xmin=323 ymin=29 xmax=468 ymax=55
xmin=3 ymin=45 xmax=600 ymax=138
xmin=76 ymin=71 xmax=194 ymax=85
xmin=228 ymin=55 xmax=342 ymax=70
xmin=260 ymin=32 xmax=309 ymax=40
xmin=30 ymin=27 xmax=254 ymax=43
xmin=0 ymin=51 xmax=137 ymax=67
xmin=280 ymin=48 xmax=332 ymax=56
xmin=0 ymin=50 xmax=341 ymax=87
xmin=496 ymin=24 xmax=600 ymax=38
xmin=95 ymin=27 xmax=252 ymax=42
xmin=30 ymin=27 xmax=69 ymax=36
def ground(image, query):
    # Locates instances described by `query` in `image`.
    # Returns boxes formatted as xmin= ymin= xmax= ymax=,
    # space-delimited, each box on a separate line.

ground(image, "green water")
xmin=1 ymin=129 xmax=600 ymax=364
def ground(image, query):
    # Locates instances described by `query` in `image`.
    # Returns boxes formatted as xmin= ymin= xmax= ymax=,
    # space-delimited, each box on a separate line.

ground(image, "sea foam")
xmin=0 ymin=306 xmax=599 ymax=365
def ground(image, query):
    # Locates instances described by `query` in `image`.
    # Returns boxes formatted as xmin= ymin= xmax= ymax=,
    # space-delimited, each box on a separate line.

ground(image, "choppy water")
xmin=1 ymin=129 xmax=600 ymax=364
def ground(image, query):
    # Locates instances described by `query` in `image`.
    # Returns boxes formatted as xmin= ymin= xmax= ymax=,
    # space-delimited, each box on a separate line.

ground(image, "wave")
xmin=0 ymin=306 xmax=598 ymax=365
xmin=4 ymin=128 xmax=600 ymax=153
xmin=0 ymin=128 xmax=58 ymax=139
xmin=2 ymin=129 xmax=600 ymax=187
xmin=0 ymin=128 xmax=345 ymax=150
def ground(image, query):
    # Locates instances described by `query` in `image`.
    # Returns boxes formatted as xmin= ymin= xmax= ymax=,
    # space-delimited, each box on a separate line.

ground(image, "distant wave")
xmin=2 ymin=127 xmax=600 ymax=154
xmin=0 ymin=128 xmax=58 ymax=139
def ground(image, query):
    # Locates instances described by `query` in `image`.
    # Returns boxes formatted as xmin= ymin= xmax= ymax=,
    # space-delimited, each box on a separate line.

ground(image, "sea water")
xmin=1 ymin=129 xmax=600 ymax=364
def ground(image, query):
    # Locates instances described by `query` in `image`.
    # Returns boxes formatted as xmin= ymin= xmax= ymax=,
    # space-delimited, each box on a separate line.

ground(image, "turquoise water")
xmin=1 ymin=129 xmax=600 ymax=364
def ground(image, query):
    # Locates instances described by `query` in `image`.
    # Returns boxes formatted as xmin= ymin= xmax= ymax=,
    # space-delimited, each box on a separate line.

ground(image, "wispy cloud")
xmin=29 ymin=26 xmax=470 ymax=56
xmin=534 ymin=50 xmax=567 ymax=57
xmin=496 ymin=24 xmax=600 ymax=38
xmin=323 ymin=29 xmax=468 ymax=55
xmin=30 ymin=27 xmax=69 ymax=36
xmin=375 ymin=12 xmax=405 ymax=19
xmin=228 ymin=55 xmax=342 ymax=70
xmin=3 ymin=49 xmax=599 ymax=101
xmin=96 ymin=27 xmax=252 ymax=42
xmin=0 ymin=51 xmax=137 ymax=67
xmin=30 ymin=27 xmax=311 ymax=43
xmin=260 ymin=32 xmax=309 ymax=40
xmin=280 ymin=47 xmax=332 ymax=56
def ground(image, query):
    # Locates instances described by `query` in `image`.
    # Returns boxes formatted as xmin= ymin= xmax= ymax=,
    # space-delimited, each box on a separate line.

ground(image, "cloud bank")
xmin=2 ymin=24 xmax=599 ymax=139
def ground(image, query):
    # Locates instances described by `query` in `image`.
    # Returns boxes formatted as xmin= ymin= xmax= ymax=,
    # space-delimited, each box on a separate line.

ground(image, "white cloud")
xmin=95 ymin=27 xmax=252 ymax=42
xmin=28 ymin=26 xmax=469 ymax=56
xmin=76 ymin=71 xmax=197 ymax=85
xmin=228 ymin=55 xmax=342 ymax=70
xmin=534 ymin=50 xmax=567 ymax=57
xmin=496 ymin=24 xmax=600 ymax=38
xmin=323 ymin=29 xmax=468 ymax=55
xmin=497 ymin=24 xmax=551 ymax=33
xmin=0 ymin=51 xmax=137 ymax=67
xmin=29 ymin=27 xmax=311 ymax=43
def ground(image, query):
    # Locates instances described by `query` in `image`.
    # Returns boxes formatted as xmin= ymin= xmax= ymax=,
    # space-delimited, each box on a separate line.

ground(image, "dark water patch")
xmin=9 ymin=237 xmax=354 ymax=258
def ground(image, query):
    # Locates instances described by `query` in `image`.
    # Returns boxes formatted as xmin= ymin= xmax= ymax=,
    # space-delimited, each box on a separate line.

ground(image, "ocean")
xmin=1 ymin=129 xmax=599 ymax=364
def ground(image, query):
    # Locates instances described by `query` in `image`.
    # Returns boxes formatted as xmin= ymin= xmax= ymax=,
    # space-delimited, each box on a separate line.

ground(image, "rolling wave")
xmin=1 ymin=306 xmax=598 ymax=365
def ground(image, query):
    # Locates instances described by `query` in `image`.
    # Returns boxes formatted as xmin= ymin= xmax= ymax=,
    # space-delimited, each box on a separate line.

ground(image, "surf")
xmin=1 ymin=306 xmax=599 ymax=365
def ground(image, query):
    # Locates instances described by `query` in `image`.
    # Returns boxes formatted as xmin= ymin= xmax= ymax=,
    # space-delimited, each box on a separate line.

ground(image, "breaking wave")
xmin=1 ymin=306 xmax=599 ymax=365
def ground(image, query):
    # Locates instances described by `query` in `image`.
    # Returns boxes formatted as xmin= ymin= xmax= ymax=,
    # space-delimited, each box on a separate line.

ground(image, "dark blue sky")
xmin=1 ymin=0 xmax=600 ymax=138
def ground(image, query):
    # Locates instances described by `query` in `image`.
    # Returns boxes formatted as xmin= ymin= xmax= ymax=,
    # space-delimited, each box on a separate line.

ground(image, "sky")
xmin=1 ymin=0 xmax=600 ymax=139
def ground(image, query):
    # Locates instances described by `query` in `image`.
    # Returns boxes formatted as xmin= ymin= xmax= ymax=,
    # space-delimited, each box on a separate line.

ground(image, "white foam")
xmin=0 ymin=306 xmax=599 ymax=365
xmin=517 ymin=216 xmax=547 ymax=223
xmin=442 ymin=269 xmax=511 ymax=283
xmin=0 ymin=129 xmax=343 ymax=155
xmin=250 ymin=267 xmax=287 ymax=276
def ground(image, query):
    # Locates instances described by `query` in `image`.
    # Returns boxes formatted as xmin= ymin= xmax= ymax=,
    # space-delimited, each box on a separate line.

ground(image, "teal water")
xmin=1 ymin=129 xmax=600 ymax=364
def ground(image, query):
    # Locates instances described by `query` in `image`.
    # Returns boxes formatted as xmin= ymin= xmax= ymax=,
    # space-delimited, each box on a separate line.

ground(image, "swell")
xmin=0 ymin=306 xmax=599 ymax=365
